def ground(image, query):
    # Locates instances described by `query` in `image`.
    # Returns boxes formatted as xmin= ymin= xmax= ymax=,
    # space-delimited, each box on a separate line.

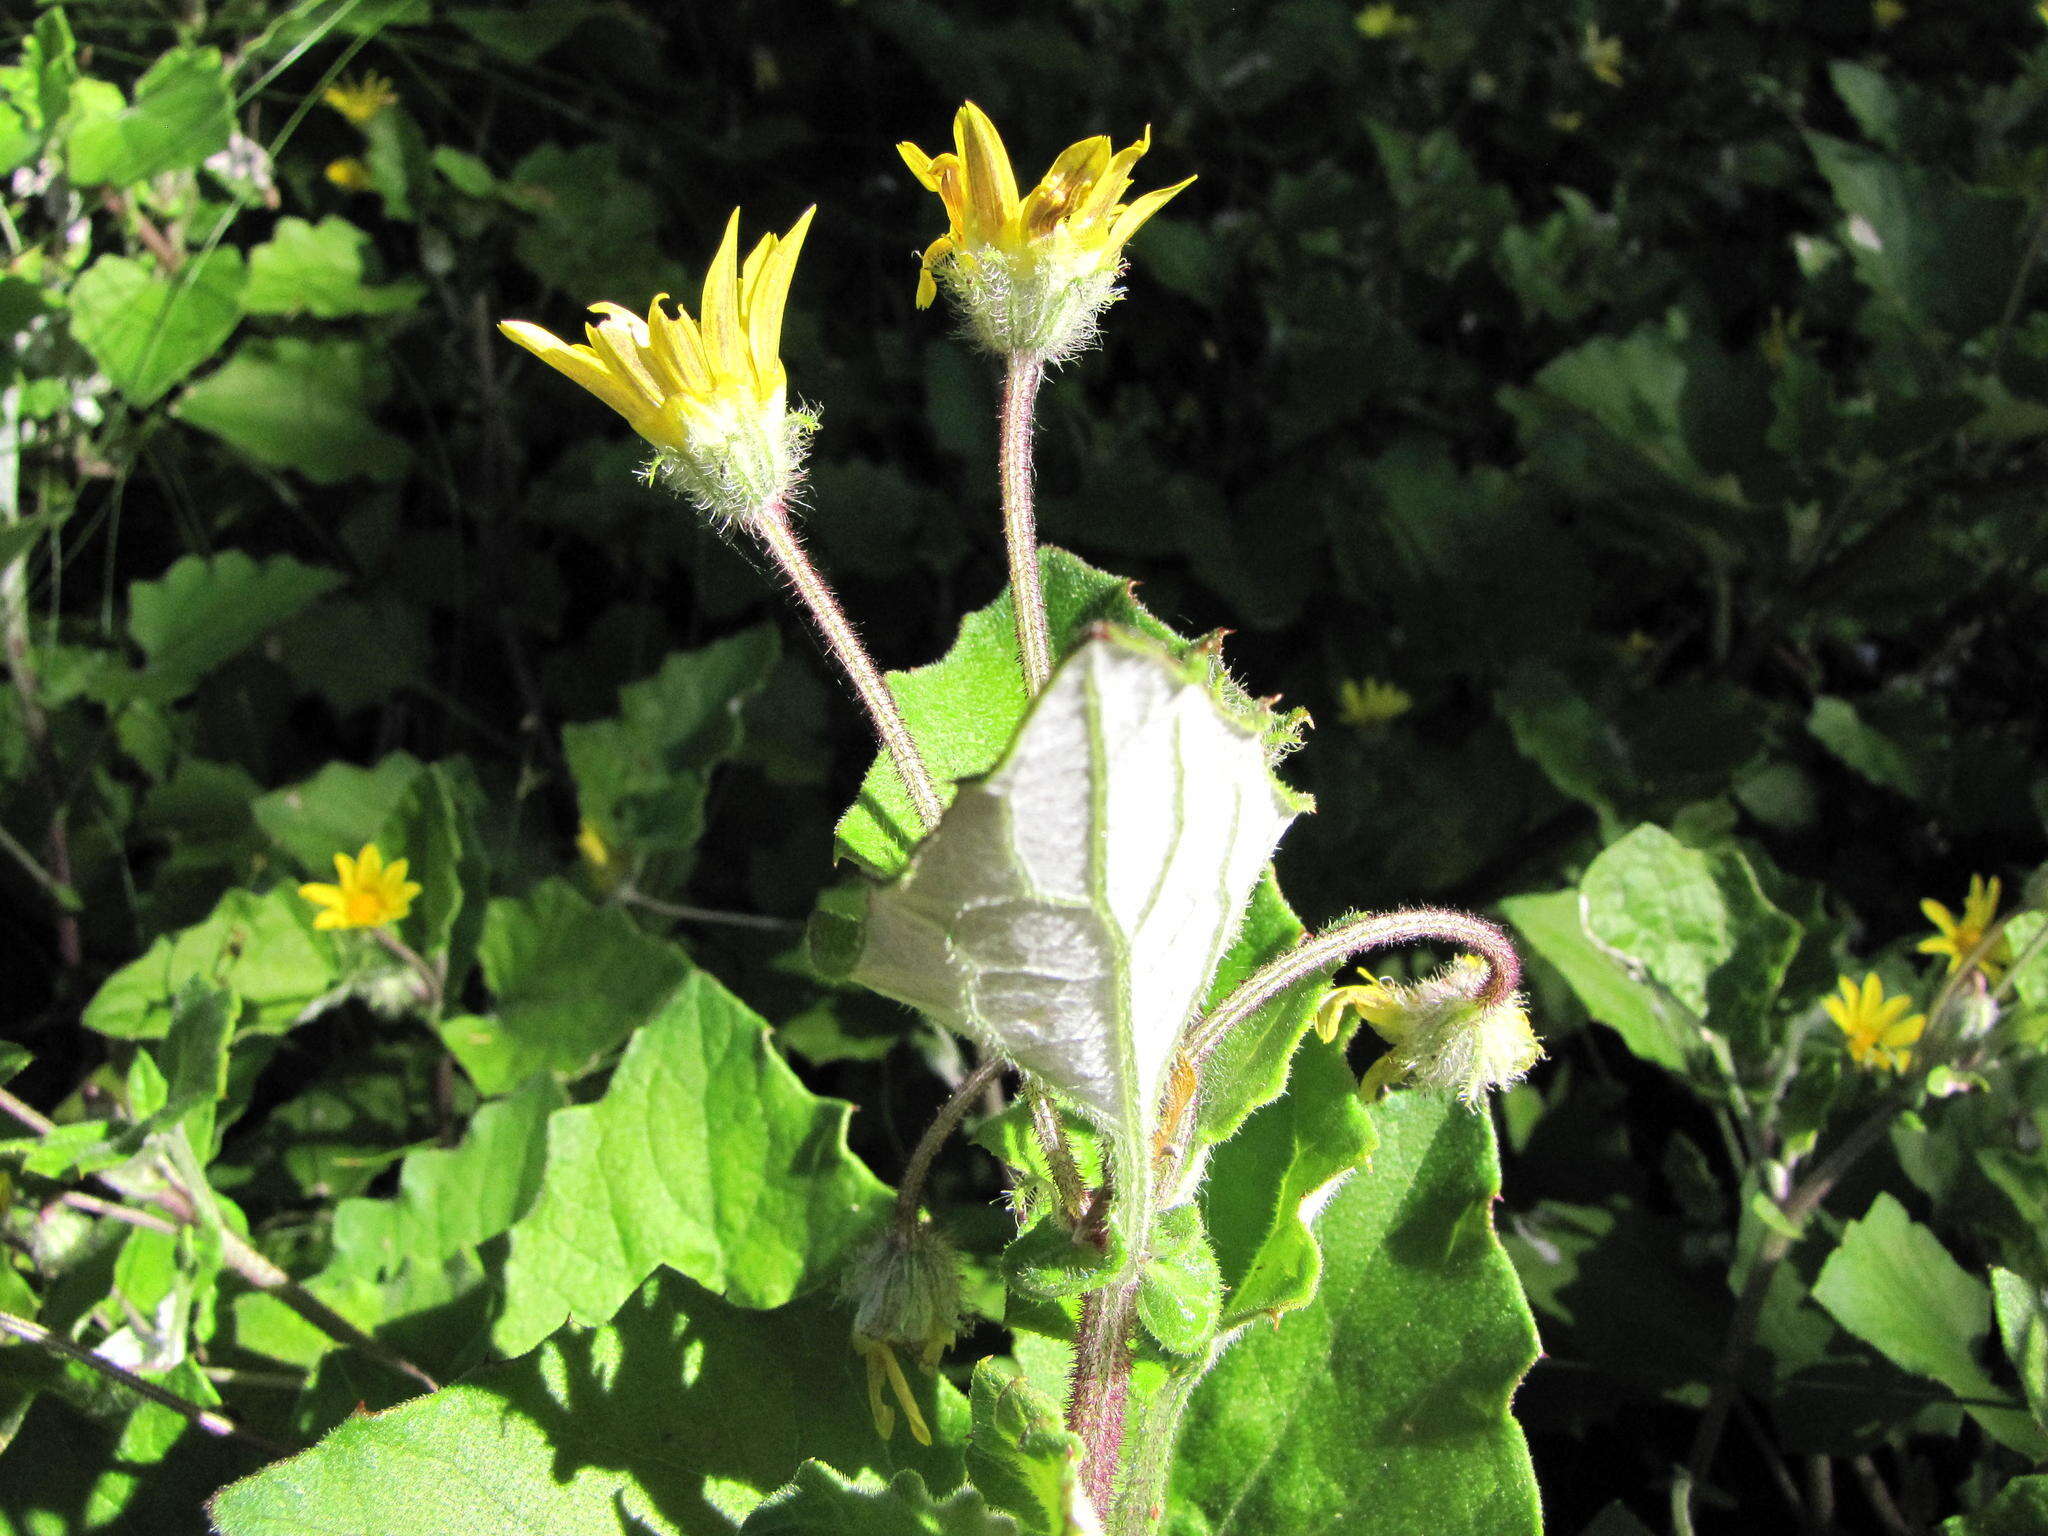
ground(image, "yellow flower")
xmin=499 ymin=207 xmax=816 ymax=524
xmin=1355 ymin=4 xmax=1416 ymax=39
xmin=1919 ymin=875 xmax=2011 ymax=980
xmin=298 ymin=843 xmax=421 ymax=931
xmin=1335 ymin=676 xmax=1412 ymax=729
xmin=324 ymin=157 xmax=372 ymax=193
xmin=897 ymin=101 xmax=1194 ymax=356
xmin=322 ymin=72 xmax=399 ymax=126
xmin=1549 ymin=111 xmax=1585 ymax=135
xmin=1317 ymin=957 xmax=1541 ymax=1106
xmin=1823 ymin=973 xmax=1925 ymax=1073
xmin=1582 ymin=24 xmax=1626 ymax=88
xmin=1872 ymin=0 xmax=1907 ymax=28
xmin=576 ymin=819 xmax=612 ymax=872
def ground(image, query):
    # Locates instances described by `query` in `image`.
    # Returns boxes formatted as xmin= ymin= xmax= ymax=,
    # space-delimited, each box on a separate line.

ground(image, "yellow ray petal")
xmin=954 ymin=101 xmax=1019 ymax=242
xmin=745 ymin=206 xmax=814 ymax=383
xmin=1104 ymin=174 xmax=1196 ymax=253
xmin=699 ymin=210 xmax=747 ymax=384
xmin=499 ymin=321 xmax=649 ymax=426
xmin=897 ymin=141 xmax=942 ymax=192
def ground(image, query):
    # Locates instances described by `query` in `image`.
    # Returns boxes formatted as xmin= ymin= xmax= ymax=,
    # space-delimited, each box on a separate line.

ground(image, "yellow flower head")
xmin=298 ymin=843 xmax=421 ymax=932
xmin=323 ymin=72 xmax=399 ymax=126
xmin=1582 ymin=24 xmax=1626 ymax=88
xmin=843 ymin=1225 xmax=959 ymax=1447
xmin=1336 ymin=676 xmax=1413 ymax=729
xmin=897 ymin=102 xmax=1194 ymax=357
xmin=324 ymin=157 xmax=372 ymax=193
xmin=1823 ymin=973 xmax=1925 ymax=1073
xmin=1918 ymin=874 xmax=2011 ymax=980
xmin=499 ymin=208 xmax=816 ymax=525
xmin=1317 ymin=955 xmax=1541 ymax=1107
xmin=1355 ymin=4 xmax=1416 ymax=39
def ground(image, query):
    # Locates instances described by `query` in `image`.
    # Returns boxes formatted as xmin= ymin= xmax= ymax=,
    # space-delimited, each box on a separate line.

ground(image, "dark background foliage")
xmin=6 ymin=1 xmax=2048 ymax=1531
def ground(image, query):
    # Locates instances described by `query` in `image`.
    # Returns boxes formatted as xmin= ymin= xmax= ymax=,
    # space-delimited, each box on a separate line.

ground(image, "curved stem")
xmin=749 ymin=501 xmax=944 ymax=833
xmin=999 ymin=351 xmax=1052 ymax=694
xmin=893 ymin=1056 xmax=1005 ymax=1237
xmin=1186 ymin=907 xmax=1523 ymax=1063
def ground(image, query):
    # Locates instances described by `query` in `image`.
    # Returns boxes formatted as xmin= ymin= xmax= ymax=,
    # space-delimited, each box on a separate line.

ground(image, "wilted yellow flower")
xmin=324 ymin=157 xmax=372 ymax=192
xmin=1823 ymin=973 xmax=1925 ymax=1072
xmin=323 ymin=72 xmax=398 ymax=126
xmin=1336 ymin=677 xmax=1412 ymax=729
xmin=298 ymin=844 xmax=421 ymax=931
xmin=499 ymin=208 xmax=816 ymax=524
xmin=1919 ymin=875 xmax=2011 ymax=980
xmin=1355 ymin=4 xmax=1415 ymax=39
xmin=1582 ymin=24 xmax=1625 ymax=88
xmin=1319 ymin=956 xmax=1541 ymax=1106
xmin=898 ymin=102 xmax=1194 ymax=357
xmin=843 ymin=1226 xmax=959 ymax=1447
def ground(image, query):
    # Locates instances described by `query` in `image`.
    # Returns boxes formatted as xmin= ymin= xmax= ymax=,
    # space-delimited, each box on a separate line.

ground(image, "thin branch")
xmin=0 ymin=1310 xmax=292 ymax=1457
xmin=617 ymin=888 xmax=801 ymax=933
xmin=894 ymin=1057 xmax=1005 ymax=1236
xmin=999 ymin=351 xmax=1052 ymax=694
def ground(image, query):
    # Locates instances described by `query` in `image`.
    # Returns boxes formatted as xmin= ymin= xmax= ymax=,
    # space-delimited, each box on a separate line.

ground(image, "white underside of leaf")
xmin=852 ymin=639 xmax=1297 ymax=1188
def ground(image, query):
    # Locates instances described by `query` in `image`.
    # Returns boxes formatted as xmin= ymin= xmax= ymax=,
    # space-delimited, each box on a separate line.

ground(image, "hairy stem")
xmin=1027 ymin=1082 xmax=1088 ymax=1224
xmin=750 ymin=501 xmax=945 ymax=833
xmin=894 ymin=1057 xmax=1006 ymax=1237
xmin=1186 ymin=906 xmax=1524 ymax=1063
xmin=1674 ymin=1095 xmax=1907 ymax=1533
xmin=1069 ymin=1279 xmax=1139 ymax=1518
xmin=0 ymin=1310 xmax=292 ymax=1457
xmin=999 ymin=351 xmax=1052 ymax=694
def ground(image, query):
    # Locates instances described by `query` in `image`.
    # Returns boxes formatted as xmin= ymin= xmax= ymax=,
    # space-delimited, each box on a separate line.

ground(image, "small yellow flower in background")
xmin=1355 ymin=3 xmax=1416 ymax=39
xmin=1336 ymin=676 xmax=1413 ymax=729
xmin=1317 ymin=956 xmax=1541 ymax=1106
xmin=1582 ymin=24 xmax=1626 ymax=88
xmin=298 ymin=844 xmax=421 ymax=931
xmin=576 ymin=819 xmax=612 ymax=873
xmin=898 ymin=101 xmax=1194 ymax=357
xmin=499 ymin=207 xmax=816 ymax=525
xmin=1824 ymin=973 xmax=1925 ymax=1072
xmin=322 ymin=72 xmax=399 ymax=126
xmin=1919 ymin=875 xmax=2011 ymax=979
xmin=1872 ymin=0 xmax=1907 ymax=29
xmin=324 ymin=157 xmax=372 ymax=193
xmin=1549 ymin=110 xmax=1585 ymax=135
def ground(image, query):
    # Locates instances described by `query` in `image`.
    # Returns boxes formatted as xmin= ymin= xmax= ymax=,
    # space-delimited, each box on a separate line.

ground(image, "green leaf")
xmin=834 ymin=547 xmax=1183 ymax=879
xmin=964 ymin=1361 xmax=1091 ymax=1536
xmin=562 ymin=627 xmax=778 ymax=891
xmin=438 ymin=880 xmax=688 ymax=1094
xmin=145 ymin=979 xmax=235 ymax=1152
xmin=1169 ymin=1092 xmax=1541 ymax=1536
xmin=1992 ymin=1267 xmax=2048 ymax=1432
xmin=175 ymin=337 xmax=410 ymax=484
xmin=126 ymin=550 xmax=343 ymax=703
xmin=1944 ymin=1475 xmax=2048 ymax=1536
xmin=1136 ymin=1205 xmax=1223 ymax=1359
xmin=232 ymin=1076 xmax=564 ymax=1372
xmin=253 ymin=752 xmax=427 ymax=874
xmin=1201 ymin=1033 xmax=1376 ymax=1330
xmin=494 ymin=970 xmax=890 ymax=1353
xmin=65 ymin=48 xmax=231 ymax=185
xmin=241 ymin=217 xmax=425 ymax=318
xmin=740 ymin=1463 xmax=1016 ymax=1535
xmin=69 ymin=249 xmax=244 ymax=407
xmin=375 ymin=762 xmax=471 ymax=965
xmin=83 ymin=887 xmax=339 ymax=1040
xmin=1808 ymin=695 xmax=1931 ymax=801
xmin=1812 ymin=1193 xmax=2048 ymax=1457
xmin=213 ymin=1275 xmax=965 ymax=1536
xmin=1189 ymin=871 xmax=1319 ymax=1147
xmin=1580 ymin=825 xmax=1728 ymax=1015
xmin=1500 ymin=889 xmax=1694 ymax=1076
xmin=846 ymin=635 xmax=1299 ymax=1244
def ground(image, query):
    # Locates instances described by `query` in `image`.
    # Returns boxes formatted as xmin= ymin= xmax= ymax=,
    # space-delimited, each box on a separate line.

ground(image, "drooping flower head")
xmin=1823 ymin=973 xmax=1925 ymax=1073
xmin=322 ymin=72 xmax=399 ymax=126
xmin=499 ymin=207 xmax=816 ymax=526
xmin=298 ymin=843 xmax=421 ymax=932
xmin=1318 ymin=955 xmax=1541 ymax=1107
xmin=1918 ymin=874 xmax=2010 ymax=981
xmin=841 ymin=1224 xmax=961 ymax=1447
xmin=898 ymin=102 xmax=1194 ymax=358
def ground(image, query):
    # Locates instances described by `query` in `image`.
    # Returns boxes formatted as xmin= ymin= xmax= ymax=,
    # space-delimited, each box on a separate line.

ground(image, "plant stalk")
xmin=999 ymin=351 xmax=1052 ymax=695
xmin=1069 ymin=1278 xmax=1139 ymax=1517
xmin=0 ymin=1309 xmax=292 ymax=1457
xmin=749 ymin=500 xmax=945 ymax=833
xmin=1186 ymin=906 xmax=1524 ymax=1063
xmin=893 ymin=1057 xmax=1005 ymax=1238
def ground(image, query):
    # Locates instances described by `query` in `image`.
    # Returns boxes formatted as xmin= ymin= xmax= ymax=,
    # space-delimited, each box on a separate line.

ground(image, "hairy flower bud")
xmin=1321 ymin=955 xmax=1541 ymax=1107
xmin=842 ymin=1223 xmax=962 ymax=1446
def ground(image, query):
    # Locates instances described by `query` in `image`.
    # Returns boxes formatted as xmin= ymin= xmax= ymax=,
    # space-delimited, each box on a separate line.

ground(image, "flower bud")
xmin=1328 ymin=955 xmax=1542 ymax=1107
xmin=842 ymin=1222 xmax=962 ymax=1446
